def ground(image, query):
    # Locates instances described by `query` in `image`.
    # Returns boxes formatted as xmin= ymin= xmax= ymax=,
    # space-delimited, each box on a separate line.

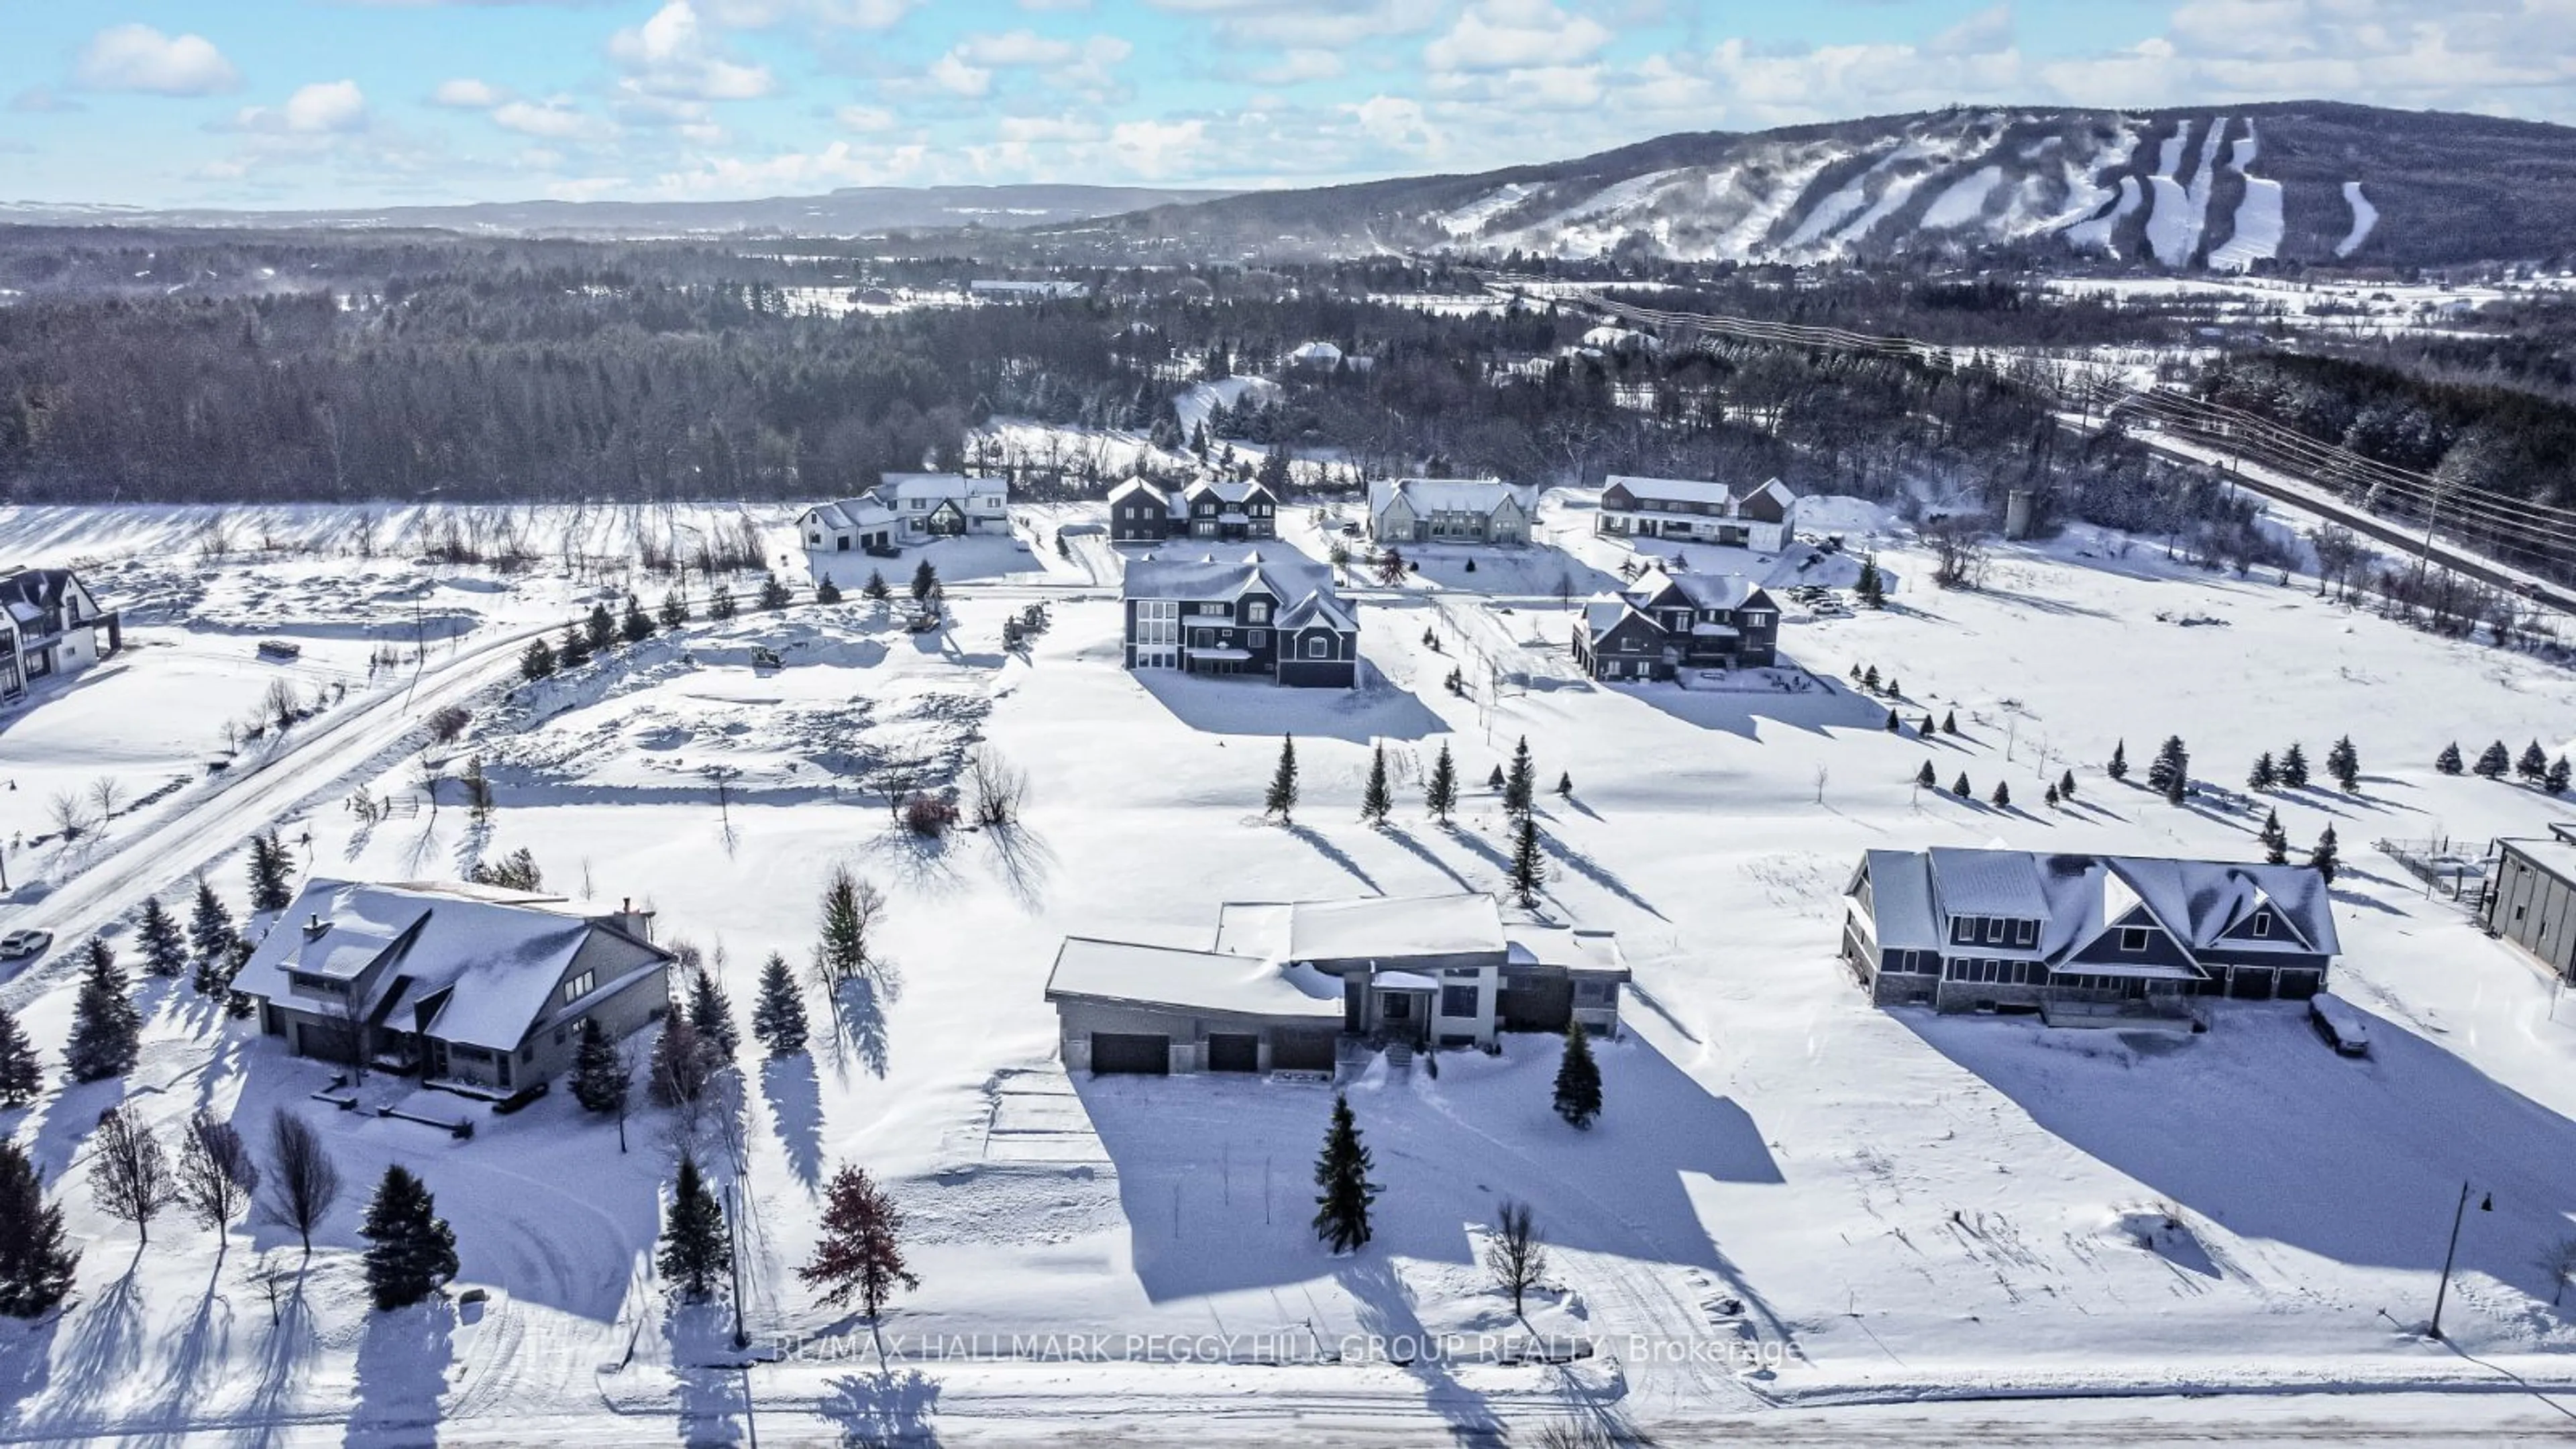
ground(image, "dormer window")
xmin=2251 ymin=914 xmax=2271 ymax=938
xmin=1245 ymin=601 xmax=1269 ymax=624
xmin=1984 ymin=918 xmax=2004 ymax=943
xmin=2120 ymin=927 xmax=2149 ymax=953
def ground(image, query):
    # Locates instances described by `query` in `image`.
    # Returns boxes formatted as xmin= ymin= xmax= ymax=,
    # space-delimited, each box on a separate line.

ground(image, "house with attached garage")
xmin=1122 ymin=549 xmax=1358 ymax=688
xmin=1101 ymin=477 xmax=1280 ymax=544
xmin=802 ymin=472 xmax=1007 ymax=552
xmin=1597 ymin=475 xmax=1798 ymax=552
xmin=1841 ymin=848 xmax=2341 ymax=1018
xmin=1045 ymin=892 xmax=1627 ymax=1076
xmin=233 ymin=879 xmax=674 ymax=1097
xmin=1366 ymin=478 xmax=1536 ymax=546
xmin=1572 ymin=568 xmax=1781 ymax=682
xmin=0 ymin=566 xmax=122 ymax=701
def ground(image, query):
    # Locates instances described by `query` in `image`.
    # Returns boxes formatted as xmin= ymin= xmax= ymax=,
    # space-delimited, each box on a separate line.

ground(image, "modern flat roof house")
xmin=1598 ymin=475 xmax=1798 ymax=553
xmin=235 ymin=879 xmax=675 ymax=1097
xmin=2481 ymin=826 xmax=2576 ymax=981
xmin=1046 ymin=892 xmax=1627 ymax=1076
xmin=1843 ymin=848 xmax=2341 ymax=1020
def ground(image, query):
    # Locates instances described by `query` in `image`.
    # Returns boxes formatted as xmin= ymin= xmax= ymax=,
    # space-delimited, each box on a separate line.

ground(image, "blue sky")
xmin=4 ymin=1 xmax=2573 ymax=207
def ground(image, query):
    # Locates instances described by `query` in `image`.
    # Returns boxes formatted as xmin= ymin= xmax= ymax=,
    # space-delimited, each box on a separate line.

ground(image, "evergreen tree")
xmin=1553 ymin=1021 xmax=1603 ymax=1128
xmin=2520 ymin=740 xmax=2552 ymax=784
xmin=461 ymin=755 xmax=494 ymax=824
xmin=2476 ymin=740 xmax=2512 ymax=780
xmin=570 ymin=1020 xmax=630 ymax=1116
xmin=649 ymin=1012 xmax=710 ymax=1107
xmin=0 ymin=1006 xmax=40 ymax=1106
xmin=910 ymin=559 xmax=940 ymax=602
xmin=1861 ymin=665 xmax=1880 ymax=693
xmin=66 ymin=939 xmax=140 ymax=1082
xmin=2043 ymin=783 xmax=2061 ymax=808
xmin=814 ymin=578 xmax=843 ymax=605
xmin=1920 ymin=713 xmax=1937 ymax=735
xmin=2259 ymin=810 xmax=2290 ymax=865
xmin=1885 ymin=711 xmax=1900 ymax=733
xmin=1487 ymin=764 xmax=1505 ymax=790
xmin=0 ymin=1140 xmax=78 ymax=1318
xmin=1311 ymin=1093 xmax=1380 ymax=1254
xmin=2435 ymin=742 xmax=2464 ymax=775
xmin=752 ymin=952 xmax=808 ymax=1058
xmin=1885 ymin=678 xmax=1901 ymax=700
xmin=2248 ymin=751 xmax=2277 ymax=791
xmin=1264 ymin=735 xmax=1299 ymax=822
xmin=757 ymin=574 xmax=792 ymax=610
xmin=585 ymin=602 xmax=616 ymax=653
xmin=2326 ymin=736 xmax=2361 ymax=792
xmin=358 ymin=1165 xmax=459 ymax=1311
xmin=1941 ymin=710 xmax=1959 ymax=735
xmin=2278 ymin=742 xmax=2310 ymax=789
xmin=1990 ymin=780 xmax=2012 ymax=808
xmin=2551 ymin=758 xmax=2574 ymax=798
xmin=2107 ymin=740 xmax=2129 ymax=781
xmin=688 ymin=970 xmax=740 ymax=1063
xmin=2147 ymin=736 xmax=2190 ymax=805
xmin=2059 ymin=769 xmax=2078 ymax=800
xmin=621 ymin=594 xmax=654 ymax=643
xmin=1360 ymin=745 xmax=1391 ymax=825
xmin=1425 ymin=743 xmax=1458 ymax=821
xmin=1509 ymin=816 xmax=1544 ymax=907
xmin=1855 ymin=556 xmax=1886 ymax=608
xmin=1916 ymin=761 xmax=1938 ymax=789
xmin=558 ymin=621 xmax=590 ymax=669
xmin=136 ymin=896 xmax=188 ymax=978
xmin=188 ymin=877 xmax=236 ymax=990
xmin=1556 ymin=771 xmax=1572 ymax=798
xmin=861 ymin=570 xmax=891 ymax=604
xmin=519 ymin=636 xmax=557 ymax=680
xmin=2308 ymin=825 xmax=2341 ymax=885
xmin=709 ymin=589 xmax=738 ymax=622
xmin=800 ymin=1164 xmax=917 ymax=1316
xmin=1503 ymin=737 xmax=1536 ymax=818
xmin=657 ymin=1152 xmax=733 ymax=1301
xmin=248 ymin=830 xmax=294 ymax=914
xmin=1951 ymin=772 xmax=1973 ymax=798
xmin=658 ymin=590 xmax=690 ymax=630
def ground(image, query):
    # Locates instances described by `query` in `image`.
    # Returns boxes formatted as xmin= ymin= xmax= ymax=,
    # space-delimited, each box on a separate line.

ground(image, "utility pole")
xmin=726 ymin=1179 xmax=749 ymax=1350
xmin=2429 ymin=1179 xmax=2491 ymax=1340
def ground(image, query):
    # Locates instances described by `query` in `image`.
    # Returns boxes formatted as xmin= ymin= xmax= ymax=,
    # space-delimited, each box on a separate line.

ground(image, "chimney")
xmin=303 ymin=914 xmax=328 ymax=939
xmin=606 ymin=898 xmax=655 ymax=943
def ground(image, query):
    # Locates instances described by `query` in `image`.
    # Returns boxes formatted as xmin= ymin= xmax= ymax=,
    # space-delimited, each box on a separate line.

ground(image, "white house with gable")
xmin=1366 ymin=478 xmax=1536 ymax=546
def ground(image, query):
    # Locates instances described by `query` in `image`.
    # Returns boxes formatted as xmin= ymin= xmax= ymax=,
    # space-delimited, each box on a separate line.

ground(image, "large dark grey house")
xmin=1122 ymin=549 xmax=1358 ymax=688
xmin=2481 ymin=827 xmax=2576 ymax=980
xmin=1104 ymin=477 xmax=1279 ymax=543
xmin=1573 ymin=569 xmax=1781 ymax=681
xmin=234 ymin=879 xmax=674 ymax=1096
xmin=1843 ymin=848 xmax=2341 ymax=1016
xmin=1045 ymin=893 xmax=1627 ymax=1075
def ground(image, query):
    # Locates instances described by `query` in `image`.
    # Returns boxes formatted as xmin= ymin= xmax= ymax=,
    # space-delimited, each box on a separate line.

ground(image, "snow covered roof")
xmin=874 ymin=472 xmax=987 ymax=504
xmin=1183 ymin=479 xmax=1272 ymax=506
xmin=1105 ymin=477 xmax=1169 ymax=506
xmin=803 ymin=497 xmax=898 ymax=532
xmin=1602 ymin=474 xmax=1794 ymax=509
xmin=1504 ymin=924 xmax=1630 ymax=979
xmin=1289 ymin=340 xmax=1344 ymax=364
xmin=2498 ymin=836 xmax=2576 ymax=888
xmin=1277 ymin=589 xmax=1356 ymax=634
xmin=1626 ymin=570 xmax=1768 ymax=613
xmin=1043 ymin=938 xmax=1342 ymax=1021
xmin=1122 ymin=549 xmax=1333 ymax=606
xmin=233 ymin=879 xmax=671 ymax=1054
xmin=1368 ymin=478 xmax=1533 ymax=520
xmin=1851 ymin=850 xmax=2341 ymax=967
xmin=1926 ymin=848 xmax=2053 ymax=920
xmin=1856 ymin=850 xmax=1942 ymax=951
xmin=0 ymin=567 xmax=91 ymax=619
xmin=1581 ymin=597 xmax=1648 ymax=639
xmin=1216 ymin=893 xmax=1507 ymax=965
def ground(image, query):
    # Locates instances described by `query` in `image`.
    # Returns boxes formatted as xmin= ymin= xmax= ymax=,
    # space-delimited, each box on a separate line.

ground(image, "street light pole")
xmin=2430 ymin=1179 xmax=2491 ymax=1340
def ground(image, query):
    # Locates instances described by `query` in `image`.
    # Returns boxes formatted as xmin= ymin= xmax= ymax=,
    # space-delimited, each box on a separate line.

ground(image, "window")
xmin=2015 ymin=919 xmax=2037 ymax=947
xmin=1382 ymin=993 xmax=1411 ymax=1020
xmin=1952 ymin=918 xmax=1976 ymax=944
xmin=2251 ymin=914 xmax=2271 ymax=938
xmin=562 ymin=969 xmax=595 ymax=1004
xmin=2119 ymin=927 xmax=2149 ymax=953
xmin=1305 ymin=635 xmax=1330 ymax=659
xmin=1440 ymin=984 xmax=1479 ymax=1017
xmin=1245 ymin=600 xmax=1269 ymax=623
xmin=1247 ymin=629 xmax=1266 ymax=647
xmin=1984 ymin=918 xmax=2005 ymax=943
xmin=1573 ymin=979 xmax=1613 ymax=1004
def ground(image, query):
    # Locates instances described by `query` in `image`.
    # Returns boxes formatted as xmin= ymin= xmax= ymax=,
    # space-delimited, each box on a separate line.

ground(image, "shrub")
xmin=901 ymin=793 xmax=959 ymax=839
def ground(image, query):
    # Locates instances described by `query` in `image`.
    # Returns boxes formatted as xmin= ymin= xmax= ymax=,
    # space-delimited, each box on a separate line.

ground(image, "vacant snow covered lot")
xmin=7 ymin=498 xmax=2576 ymax=1442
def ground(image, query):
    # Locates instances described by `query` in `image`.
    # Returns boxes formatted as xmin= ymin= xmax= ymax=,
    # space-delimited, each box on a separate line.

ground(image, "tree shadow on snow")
xmin=819 ymin=1365 xmax=944 ymax=1447
xmin=664 ymin=1303 xmax=747 ymax=1448
xmin=1073 ymin=1032 xmax=1780 ymax=1307
xmin=1901 ymin=1002 xmax=2576 ymax=1309
xmin=979 ymin=821 xmax=1056 ymax=914
xmin=1134 ymin=669 xmax=1446 ymax=744
xmin=342 ymin=1297 xmax=455 ymax=1447
xmin=1338 ymin=1256 xmax=1509 ymax=1447
xmin=1615 ymin=667 xmax=1888 ymax=743
xmin=828 ymin=972 xmax=900 ymax=1081
xmin=1283 ymin=823 xmax=1382 ymax=894
xmin=762 ymin=1055 xmax=826 ymax=1191
xmin=1380 ymin=827 xmax=1477 ymax=894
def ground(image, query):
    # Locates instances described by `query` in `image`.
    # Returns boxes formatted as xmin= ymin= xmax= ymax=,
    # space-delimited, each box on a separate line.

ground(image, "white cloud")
xmin=609 ymin=1 xmax=775 ymax=101
xmin=1105 ymin=117 xmax=1207 ymax=178
xmin=959 ymin=30 xmax=1080 ymax=66
xmin=927 ymin=52 xmax=994 ymax=97
xmin=76 ymin=23 xmax=241 ymax=96
xmin=233 ymin=80 xmax=370 ymax=135
xmin=430 ymin=78 xmax=506 ymax=109
xmin=835 ymin=103 xmax=897 ymax=131
xmin=1350 ymin=95 xmax=1442 ymax=155
xmin=1146 ymin=0 xmax=1442 ymax=49
xmin=1424 ymin=0 xmax=1611 ymax=73
xmin=493 ymin=99 xmax=615 ymax=140
xmin=1250 ymin=48 xmax=1345 ymax=84
xmin=702 ymin=0 xmax=916 ymax=27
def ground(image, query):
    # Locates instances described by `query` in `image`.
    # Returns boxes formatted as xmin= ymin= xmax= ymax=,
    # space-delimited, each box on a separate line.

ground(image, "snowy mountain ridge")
xmin=1074 ymin=101 xmax=2576 ymax=270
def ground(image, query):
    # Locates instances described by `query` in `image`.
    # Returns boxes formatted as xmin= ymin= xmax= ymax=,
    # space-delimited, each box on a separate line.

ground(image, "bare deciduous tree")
xmin=1925 ymin=516 xmax=1992 ymax=591
xmin=261 ymin=1110 xmax=341 ymax=1260
xmin=967 ymin=747 xmax=1028 ymax=829
xmin=1484 ymin=1198 xmax=1548 ymax=1320
xmin=46 ymin=792 xmax=89 ymax=842
xmin=264 ymin=678 xmax=301 ymax=732
xmin=176 ymin=1111 xmax=262 ymax=1244
xmin=91 ymin=1106 xmax=176 ymax=1248
xmin=88 ymin=775 xmax=127 ymax=824
xmin=2540 ymin=1236 xmax=2576 ymax=1309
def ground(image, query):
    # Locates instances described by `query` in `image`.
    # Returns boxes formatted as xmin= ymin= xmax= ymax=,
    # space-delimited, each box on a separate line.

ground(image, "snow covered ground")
xmin=9 ymin=488 xmax=2576 ymax=1442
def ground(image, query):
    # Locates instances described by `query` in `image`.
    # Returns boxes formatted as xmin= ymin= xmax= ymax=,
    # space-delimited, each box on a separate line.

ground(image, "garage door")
xmin=2228 ymin=968 xmax=2276 ymax=1000
xmin=1089 ymin=1032 xmax=1170 ymax=1075
xmin=296 ymin=1021 xmax=359 ymax=1064
xmin=1270 ymin=1030 xmax=1338 ymax=1073
xmin=1207 ymin=1033 xmax=1259 ymax=1073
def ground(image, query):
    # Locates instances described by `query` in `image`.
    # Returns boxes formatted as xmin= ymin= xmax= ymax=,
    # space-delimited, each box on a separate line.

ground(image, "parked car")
xmin=0 ymin=929 xmax=53 ymax=962
xmin=2308 ymin=991 xmax=2371 ymax=1057
xmin=256 ymin=639 xmax=303 ymax=661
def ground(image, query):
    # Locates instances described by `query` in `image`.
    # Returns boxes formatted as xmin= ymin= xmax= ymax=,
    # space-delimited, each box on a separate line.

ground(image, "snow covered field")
xmin=8 ymin=490 xmax=2576 ymax=1443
